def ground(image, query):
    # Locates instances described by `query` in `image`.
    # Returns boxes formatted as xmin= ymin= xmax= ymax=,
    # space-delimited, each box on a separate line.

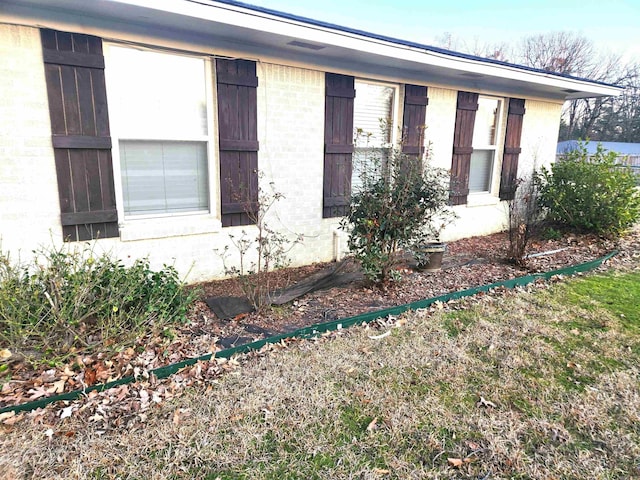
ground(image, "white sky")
xmin=244 ymin=0 xmax=640 ymax=63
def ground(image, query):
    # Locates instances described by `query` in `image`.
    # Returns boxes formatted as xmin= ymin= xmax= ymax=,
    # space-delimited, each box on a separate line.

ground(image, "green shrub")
xmin=0 ymin=246 xmax=195 ymax=365
xmin=537 ymin=142 xmax=640 ymax=236
xmin=341 ymin=133 xmax=454 ymax=284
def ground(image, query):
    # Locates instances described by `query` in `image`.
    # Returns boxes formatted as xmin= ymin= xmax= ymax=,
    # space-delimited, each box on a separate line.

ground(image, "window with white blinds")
xmin=352 ymin=81 xmax=396 ymax=193
xmin=107 ymin=46 xmax=211 ymax=216
xmin=120 ymin=141 xmax=209 ymax=215
xmin=470 ymin=96 xmax=501 ymax=193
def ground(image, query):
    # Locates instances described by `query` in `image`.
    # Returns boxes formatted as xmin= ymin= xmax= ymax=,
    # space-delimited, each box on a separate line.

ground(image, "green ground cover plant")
xmin=0 ymin=245 xmax=195 ymax=366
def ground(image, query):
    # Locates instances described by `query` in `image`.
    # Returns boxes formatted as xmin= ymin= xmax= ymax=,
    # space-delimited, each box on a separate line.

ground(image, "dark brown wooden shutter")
xmin=402 ymin=84 xmax=428 ymax=156
xmin=323 ymin=73 xmax=355 ymax=218
xmin=216 ymin=59 xmax=259 ymax=227
xmin=40 ymin=29 xmax=118 ymax=241
xmin=450 ymin=91 xmax=479 ymax=205
xmin=499 ymin=98 xmax=526 ymax=200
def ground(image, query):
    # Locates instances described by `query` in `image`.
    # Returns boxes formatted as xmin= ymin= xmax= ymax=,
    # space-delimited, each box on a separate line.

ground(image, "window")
xmin=323 ymin=76 xmax=422 ymax=218
xmin=352 ymin=80 xmax=397 ymax=192
xmin=107 ymin=46 xmax=212 ymax=217
xmin=469 ymin=96 xmax=502 ymax=193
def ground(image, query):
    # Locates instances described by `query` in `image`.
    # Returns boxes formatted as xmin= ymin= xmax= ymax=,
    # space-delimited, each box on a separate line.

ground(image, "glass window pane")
xmin=352 ymin=82 xmax=395 ymax=191
xmin=469 ymin=149 xmax=494 ymax=192
xmin=109 ymin=46 xmax=207 ymax=138
xmin=352 ymin=147 xmax=390 ymax=193
xmin=120 ymin=140 xmax=209 ymax=215
xmin=354 ymin=82 xmax=395 ymax=146
xmin=473 ymin=97 xmax=500 ymax=146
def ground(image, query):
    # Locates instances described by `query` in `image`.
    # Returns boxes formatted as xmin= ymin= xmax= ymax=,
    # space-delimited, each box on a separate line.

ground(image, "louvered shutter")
xmin=40 ymin=29 xmax=118 ymax=241
xmin=499 ymin=98 xmax=526 ymax=200
xmin=450 ymin=91 xmax=479 ymax=205
xmin=323 ymin=73 xmax=355 ymax=218
xmin=216 ymin=59 xmax=259 ymax=227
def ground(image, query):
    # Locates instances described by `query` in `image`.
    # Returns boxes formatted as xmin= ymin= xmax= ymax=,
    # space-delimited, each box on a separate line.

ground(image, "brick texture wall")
xmin=0 ymin=25 xmax=62 ymax=253
xmin=0 ymin=24 xmax=564 ymax=281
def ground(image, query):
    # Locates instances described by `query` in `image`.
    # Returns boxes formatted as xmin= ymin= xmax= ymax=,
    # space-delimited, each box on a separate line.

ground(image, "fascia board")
xmin=106 ymin=0 xmax=622 ymax=99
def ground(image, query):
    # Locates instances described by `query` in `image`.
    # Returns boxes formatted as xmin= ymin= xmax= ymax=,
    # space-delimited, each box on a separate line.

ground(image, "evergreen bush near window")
xmin=537 ymin=141 xmax=640 ymax=236
xmin=341 ymin=132 xmax=454 ymax=284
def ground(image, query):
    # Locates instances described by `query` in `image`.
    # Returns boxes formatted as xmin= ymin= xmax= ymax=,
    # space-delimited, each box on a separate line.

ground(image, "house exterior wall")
xmin=0 ymin=23 xmax=563 ymax=282
xmin=420 ymin=88 xmax=562 ymax=241
xmin=437 ymin=95 xmax=562 ymax=242
xmin=0 ymin=25 xmax=338 ymax=281
xmin=0 ymin=25 xmax=62 ymax=253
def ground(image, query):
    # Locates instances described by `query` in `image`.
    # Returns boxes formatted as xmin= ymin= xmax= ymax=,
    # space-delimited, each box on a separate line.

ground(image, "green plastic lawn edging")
xmin=0 ymin=250 xmax=618 ymax=415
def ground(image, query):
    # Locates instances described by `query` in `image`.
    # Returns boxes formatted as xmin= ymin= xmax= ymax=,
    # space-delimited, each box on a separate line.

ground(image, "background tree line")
xmin=437 ymin=32 xmax=640 ymax=142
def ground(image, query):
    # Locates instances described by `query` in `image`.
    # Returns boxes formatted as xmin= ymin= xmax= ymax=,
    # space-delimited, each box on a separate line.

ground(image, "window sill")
xmin=119 ymin=214 xmax=222 ymax=242
xmin=464 ymin=193 xmax=501 ymax=208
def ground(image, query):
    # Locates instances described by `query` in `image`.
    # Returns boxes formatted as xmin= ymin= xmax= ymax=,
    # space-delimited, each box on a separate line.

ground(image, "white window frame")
xmin=469 ymin=95 xmax=504 ymax=198
xmin=352 ymin=79 xmax=400 ymax=191
xmin=104 ymin=43 xmax=222 ymax=241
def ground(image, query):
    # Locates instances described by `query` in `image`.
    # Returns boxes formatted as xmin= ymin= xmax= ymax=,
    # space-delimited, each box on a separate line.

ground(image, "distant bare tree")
xmin=434 ymin=32 xmax=511 ymax=62
xmin=519 ymin=32 xmax=594 ymax=75
xmin=514 ymin=32 xmax=639 ymax=142
xmin=587 ymin=68 xmax=640 ymax=142
xmin=435 ymin=31 xmax=640 ymax=142
xmin=434 ymin=32 xmax=461 ymax=52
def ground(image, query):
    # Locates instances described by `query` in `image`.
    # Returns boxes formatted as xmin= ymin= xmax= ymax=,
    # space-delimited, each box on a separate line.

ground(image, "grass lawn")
xmin=2 ymin=269 xmax=639 ymax=479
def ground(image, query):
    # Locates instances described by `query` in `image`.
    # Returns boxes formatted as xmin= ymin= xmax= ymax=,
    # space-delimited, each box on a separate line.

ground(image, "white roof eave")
xmin=111 ymin=0 xmax=621 ymax=99
xmin=3 ymin=0 xmax=624 ymax=100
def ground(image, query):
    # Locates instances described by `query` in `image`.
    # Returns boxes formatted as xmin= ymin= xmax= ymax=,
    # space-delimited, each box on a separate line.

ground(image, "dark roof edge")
xmin=192 ymin=0 xmax=622 ymax=90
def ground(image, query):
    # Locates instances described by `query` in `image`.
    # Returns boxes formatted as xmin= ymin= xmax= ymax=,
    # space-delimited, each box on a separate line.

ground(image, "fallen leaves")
xmin=83 ymin=368 xmax=97 ymax=386
xmin=447 ymin=455 xmax=478 ymax=469
xmin=48 ymin=379 xmax=66 ymax=394
xmin=59 ymin=406 xmax=74 ymax=420
xmin=373 ymin=467 xmax=390 ymax=474
xmin=0 ymin=229 xmax=634 ymax=432
xmin=172 ymin=408 xmax=192 ymax=425
xmin=0 ymin=410 xmax=25 ymax=426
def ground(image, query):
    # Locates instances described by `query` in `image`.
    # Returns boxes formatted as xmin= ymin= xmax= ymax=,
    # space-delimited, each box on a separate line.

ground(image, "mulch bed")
xmin=190 ymin=230 xmax=634 ymax=345
xmin=1 ymin=228 xmax=638 ymax=427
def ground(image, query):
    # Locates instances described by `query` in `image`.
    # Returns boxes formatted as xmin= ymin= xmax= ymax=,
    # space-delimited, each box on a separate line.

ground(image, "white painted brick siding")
xmin=440 ymin=96 xmax=563 ymax=241
xmin=424 ymin=86 xmax=457 ymax=171
xmin=519 ymin=99 xmax=563 ymax=174
xmin=0 ymin=24 xmax=565 ymax=282
xmin=0 ymin=25 xmax=62 ymax=254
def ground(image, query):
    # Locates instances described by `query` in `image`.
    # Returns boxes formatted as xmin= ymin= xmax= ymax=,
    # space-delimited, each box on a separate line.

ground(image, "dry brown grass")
xmin=2 ymin=270 xmax=639 ymax=479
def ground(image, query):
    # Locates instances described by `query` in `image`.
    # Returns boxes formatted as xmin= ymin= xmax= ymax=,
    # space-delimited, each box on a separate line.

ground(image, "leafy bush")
xmin=537 ymin=142 xmax=640 ymax=236
xmin=0 ymin=246 xmax=195 ymax=365
xmin=341 ymin=132 xmax=454 ymax=284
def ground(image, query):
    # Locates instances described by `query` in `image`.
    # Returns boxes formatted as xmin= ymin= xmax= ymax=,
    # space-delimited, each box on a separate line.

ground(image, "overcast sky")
xmin=243 ymin=0 xmax=640 ymax=62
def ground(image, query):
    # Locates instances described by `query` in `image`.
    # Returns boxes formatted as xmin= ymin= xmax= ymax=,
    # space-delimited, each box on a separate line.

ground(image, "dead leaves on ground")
xmin=1 ymin=356 xmax=238 ymax=431
xmin=0 ymin=337 xmax=304 ymax=430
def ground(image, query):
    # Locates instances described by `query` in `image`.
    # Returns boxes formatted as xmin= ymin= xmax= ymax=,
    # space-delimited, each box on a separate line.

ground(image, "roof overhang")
xmin=1 ymin=0 xmax=623 ymax=101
